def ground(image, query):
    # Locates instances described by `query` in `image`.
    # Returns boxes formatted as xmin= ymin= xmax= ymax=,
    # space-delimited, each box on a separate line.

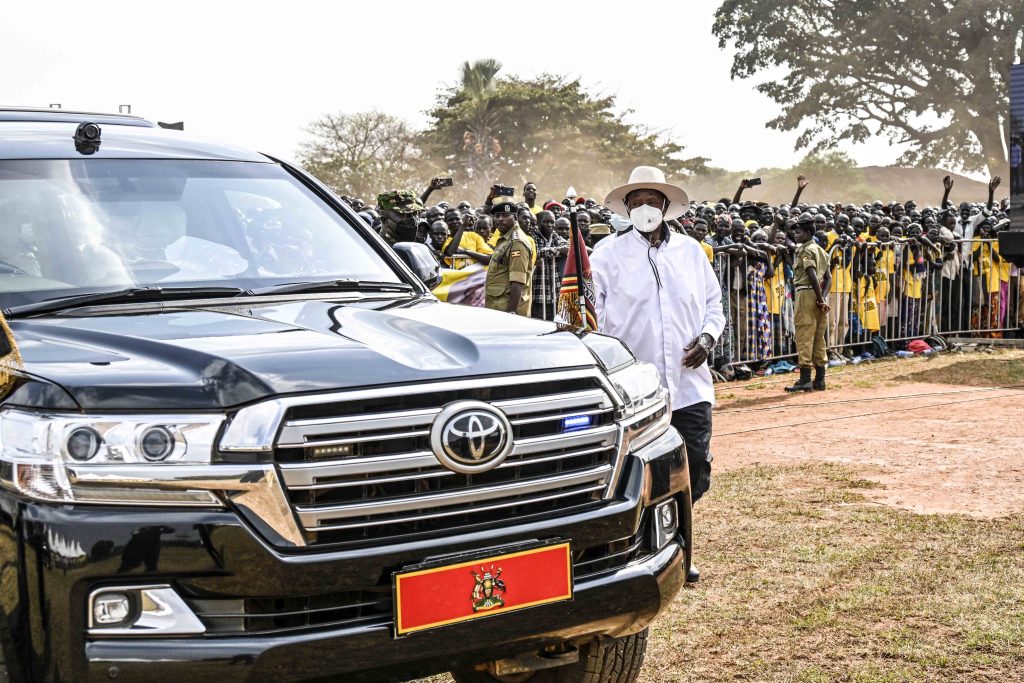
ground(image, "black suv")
xmin=0 ymin=109 xmax=691 ymax=683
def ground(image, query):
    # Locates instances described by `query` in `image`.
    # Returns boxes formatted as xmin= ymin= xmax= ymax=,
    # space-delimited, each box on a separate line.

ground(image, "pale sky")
xmin=2 ymin=0 xmax=908 ymax=173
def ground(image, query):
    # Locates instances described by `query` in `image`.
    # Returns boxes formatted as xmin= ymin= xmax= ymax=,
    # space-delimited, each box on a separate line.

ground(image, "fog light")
xmin=658 ymin=501 xmax=676 ymax=530
xmin=92 ymin=592 xmax=132 ymax=626
xmin=653 ymin=499 xmax=679 ymax=549
xmin=88 ymin=585 xmax=205 ymax=636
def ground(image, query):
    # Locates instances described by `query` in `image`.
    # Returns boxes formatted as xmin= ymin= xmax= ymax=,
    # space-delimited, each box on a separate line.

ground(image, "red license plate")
xmin=393 ymin=542 xmax=573 ymax=636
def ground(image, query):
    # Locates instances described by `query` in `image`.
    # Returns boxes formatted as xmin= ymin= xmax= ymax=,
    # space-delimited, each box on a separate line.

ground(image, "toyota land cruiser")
xmin=0 ymin=108 xmax=690 ymax=682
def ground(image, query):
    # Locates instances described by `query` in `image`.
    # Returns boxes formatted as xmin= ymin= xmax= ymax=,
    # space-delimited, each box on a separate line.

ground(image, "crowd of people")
xmin=339 ymin=173 xmax=1018 ymax=381
xmin=339 ymin=166 xmax=1015 ymax=580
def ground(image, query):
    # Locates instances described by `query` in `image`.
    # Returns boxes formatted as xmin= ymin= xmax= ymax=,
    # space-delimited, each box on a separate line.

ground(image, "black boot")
xmin=785 ymin=367 xmax=813 ymax=392
xmin=813 ymin=366 xmax=826 ymax=391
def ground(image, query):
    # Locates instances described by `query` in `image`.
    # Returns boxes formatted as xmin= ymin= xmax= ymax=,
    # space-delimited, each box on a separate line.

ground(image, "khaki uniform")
xmin=486 ymin=227 xmax=534 ymax=316
xmin=793 ymin=240 xmax=830 ymax=368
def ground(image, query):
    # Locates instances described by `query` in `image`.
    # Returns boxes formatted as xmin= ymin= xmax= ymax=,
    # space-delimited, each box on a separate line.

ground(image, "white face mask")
xmin=629 ymin=205 xmax=664 ymax=233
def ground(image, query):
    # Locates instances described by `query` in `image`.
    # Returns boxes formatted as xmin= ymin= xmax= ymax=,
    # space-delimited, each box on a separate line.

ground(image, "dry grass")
xmin=642 ymin=464 xmax=1024 ymax=683
xmin=411 ymin=464 xmax=1024 ymax=683
xmin=736 ymin=348 xmax=1024 ymax=396
xmin=899 ymin=357 xmax=1024 ymax=388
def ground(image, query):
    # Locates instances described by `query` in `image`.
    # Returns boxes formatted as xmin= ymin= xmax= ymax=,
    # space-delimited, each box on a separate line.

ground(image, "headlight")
xmin=607 ymin=361 xmax=664 ymax=417
xmin=607 ymin=361 xmax=671 ymax=453
xmin=0 ymin=409 xmax=224 ymax=505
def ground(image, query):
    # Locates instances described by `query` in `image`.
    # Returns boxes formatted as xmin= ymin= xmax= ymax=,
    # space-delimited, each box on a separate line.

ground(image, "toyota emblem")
xmin=430 ymin=401 xmax=514 ymax=474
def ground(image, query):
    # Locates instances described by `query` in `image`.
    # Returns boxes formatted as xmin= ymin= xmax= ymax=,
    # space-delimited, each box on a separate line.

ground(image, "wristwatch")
xmin=697 ymin=333 xmax=715 ymax=355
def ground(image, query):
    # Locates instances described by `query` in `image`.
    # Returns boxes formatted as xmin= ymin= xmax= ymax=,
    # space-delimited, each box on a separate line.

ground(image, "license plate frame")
xmin=392 ymin=540 xmax=573 ymax=637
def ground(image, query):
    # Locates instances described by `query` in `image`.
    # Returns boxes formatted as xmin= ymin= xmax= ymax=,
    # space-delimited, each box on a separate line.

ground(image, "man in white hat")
xmin=591 ymin=166 xmax=725 ymax=583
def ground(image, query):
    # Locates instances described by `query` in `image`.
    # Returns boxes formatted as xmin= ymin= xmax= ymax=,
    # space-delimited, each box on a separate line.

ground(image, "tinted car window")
xmin=0 ymin=159 xmax=399 ymax=307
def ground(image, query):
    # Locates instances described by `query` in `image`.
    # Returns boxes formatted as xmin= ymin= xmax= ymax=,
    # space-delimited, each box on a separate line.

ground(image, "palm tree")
xmin=459 ymin=59 xmax=503 ymax=189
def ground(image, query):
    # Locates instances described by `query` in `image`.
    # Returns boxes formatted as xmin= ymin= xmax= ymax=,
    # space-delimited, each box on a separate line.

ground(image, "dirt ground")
xmin=713 ymin=348 xmax=1024 ymax=519
xmin=408 ymin=350 xmax=1024 ymax=683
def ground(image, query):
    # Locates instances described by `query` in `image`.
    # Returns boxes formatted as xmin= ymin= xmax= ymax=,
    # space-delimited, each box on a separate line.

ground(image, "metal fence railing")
xmin=708 ymin=238 xmax=1022 ymax=368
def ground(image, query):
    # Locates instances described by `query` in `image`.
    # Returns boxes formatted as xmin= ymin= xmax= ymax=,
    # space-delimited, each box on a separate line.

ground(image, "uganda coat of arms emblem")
xmin=470 ymin=565 xmax=506 ymax=612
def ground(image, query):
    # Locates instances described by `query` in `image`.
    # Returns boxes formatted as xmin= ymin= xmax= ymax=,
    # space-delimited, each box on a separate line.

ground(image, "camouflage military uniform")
xmin=486 ymin=227 xmax=534 ymax=316
xmin=377 ymin=190 xmax=425 ymax=244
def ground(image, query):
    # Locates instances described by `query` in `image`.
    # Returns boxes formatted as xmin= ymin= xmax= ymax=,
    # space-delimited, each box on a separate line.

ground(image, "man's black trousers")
xmin=670 ymin=401 xmax=713 ymax=504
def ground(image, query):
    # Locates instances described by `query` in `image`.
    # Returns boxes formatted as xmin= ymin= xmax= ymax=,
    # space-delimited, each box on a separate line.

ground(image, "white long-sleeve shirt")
xmin=591 ymin=228 xmax=725 ymax=411
xmin=955 ymin=212 xmax=986 ymax=262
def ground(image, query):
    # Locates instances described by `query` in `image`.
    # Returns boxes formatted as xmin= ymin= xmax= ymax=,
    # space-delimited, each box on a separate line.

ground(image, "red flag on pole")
xmin=556 ymin=221 xmax=598 ymax=330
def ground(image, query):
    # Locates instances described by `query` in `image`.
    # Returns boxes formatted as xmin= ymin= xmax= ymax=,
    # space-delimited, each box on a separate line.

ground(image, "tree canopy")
xmin=421 ymin=73 xmax=707 ymax=200
xmin=713 ymin=0 xmax=1024 ymax=177
xmin=296 ymin=111 xmax=420 ymax=202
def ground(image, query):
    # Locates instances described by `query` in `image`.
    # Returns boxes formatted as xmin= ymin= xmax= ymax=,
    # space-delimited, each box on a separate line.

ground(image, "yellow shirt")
xmin=971 ymin=241 xmax=1003 ymax=293
xmin=700 ymin=241 xmax=714 ymax=264
xmin=902 ymin=269 xmax=923 ymax=298
xmin=999 ymin=259 xmax=1012 ymax=283
xmin=442 ymin=232 xmax=493 ymax=269
xmin=827 ymin=232 xmax=855 ymax=294
xmin=874 ymin=246 xmax=895 ymax=300
xmin=902 ymin=252 xmax=924 ymax=298
xmin=765 ymin=263 xmax=785 ymax=315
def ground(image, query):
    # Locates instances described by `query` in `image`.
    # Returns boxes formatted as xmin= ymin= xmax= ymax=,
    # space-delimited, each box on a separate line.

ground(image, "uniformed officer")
xmin=376 ymin=190 xmax=425 ymax=245
xmin=787 ymin=214 xmax=832 ymax=392
xmin=485 ymin=200 xmax=534 ymax=316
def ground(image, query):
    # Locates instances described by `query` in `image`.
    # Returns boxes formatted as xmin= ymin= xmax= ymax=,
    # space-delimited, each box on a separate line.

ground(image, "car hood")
xmin=8 ymin=297 xmax=599 ymax=411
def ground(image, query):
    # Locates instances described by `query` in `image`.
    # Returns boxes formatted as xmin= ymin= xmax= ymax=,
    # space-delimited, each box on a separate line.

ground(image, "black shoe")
xmin=812 ymin=366 xmax=826 ymax=391
xmin=785 ymin=367 xmax=813 ymax=392
xmin=686 ymin=564 xmax=700 ymax=583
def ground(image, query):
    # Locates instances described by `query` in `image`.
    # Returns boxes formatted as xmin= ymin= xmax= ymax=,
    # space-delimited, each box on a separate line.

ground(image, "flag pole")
xmin=540 ymin=256 xmax=547 ymax=320
xmin=573 ymin=223 xmax=585 ymax=325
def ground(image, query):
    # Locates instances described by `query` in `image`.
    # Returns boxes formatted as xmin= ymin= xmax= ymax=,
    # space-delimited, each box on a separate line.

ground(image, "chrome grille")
xmin=189 ymin=588 xmax=392 ymax=636
xmin=271 ymin=371 xmax=621 ymax=548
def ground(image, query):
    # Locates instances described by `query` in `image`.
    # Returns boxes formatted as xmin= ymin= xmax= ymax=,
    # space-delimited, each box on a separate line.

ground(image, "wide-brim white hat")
xmin=604 ymin=166 xmax=690 ymax=221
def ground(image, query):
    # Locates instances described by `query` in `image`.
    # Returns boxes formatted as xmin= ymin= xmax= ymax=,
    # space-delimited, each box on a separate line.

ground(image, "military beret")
xmin=377 ymin=190 xmax=424 ymax=214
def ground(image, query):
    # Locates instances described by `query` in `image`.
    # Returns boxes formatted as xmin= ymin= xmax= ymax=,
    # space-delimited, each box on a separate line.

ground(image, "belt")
xmin=795 ymin=286 xmax=815 ymax=292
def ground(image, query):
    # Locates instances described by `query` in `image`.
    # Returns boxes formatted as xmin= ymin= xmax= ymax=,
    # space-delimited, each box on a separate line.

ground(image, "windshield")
xmin=0 ymin=159 xmax=401 ymax=309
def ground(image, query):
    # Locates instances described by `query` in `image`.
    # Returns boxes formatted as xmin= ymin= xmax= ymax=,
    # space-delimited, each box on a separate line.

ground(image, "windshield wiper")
xmin=248 ymin=279 xmax=415 ymax=297
xmin=4 ymin=285 xmax=248 ymax=318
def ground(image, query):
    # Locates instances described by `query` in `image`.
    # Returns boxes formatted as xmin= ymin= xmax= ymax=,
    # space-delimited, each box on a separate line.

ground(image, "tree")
xmin=458 ymin=58 xmax=504 ymax=189
xmin=297 ymin=111 xmax=421 ymax=201
xmin=422 ymin=73 xmax=707 ymax=200
xmin=713 ymin=0 xmax=1024 ymax=177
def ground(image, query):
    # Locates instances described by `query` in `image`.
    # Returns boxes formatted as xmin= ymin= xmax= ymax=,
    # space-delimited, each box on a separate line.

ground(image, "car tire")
xmin=450 ymin=628 xmax=649 ymax=683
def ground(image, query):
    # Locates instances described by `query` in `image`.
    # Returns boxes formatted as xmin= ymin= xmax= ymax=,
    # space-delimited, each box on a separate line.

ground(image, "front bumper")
xmin=0 ymin=428 xmax=689 ymax=683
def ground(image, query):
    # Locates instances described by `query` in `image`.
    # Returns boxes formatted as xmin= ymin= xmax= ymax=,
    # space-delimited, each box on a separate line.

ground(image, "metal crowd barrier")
xmin=708 ymin=237 xmax=1022 ymax=369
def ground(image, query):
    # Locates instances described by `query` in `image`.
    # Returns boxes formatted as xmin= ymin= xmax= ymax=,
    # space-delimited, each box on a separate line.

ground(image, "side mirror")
xmin=392 ymin=242 xmax=442 ymax=289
